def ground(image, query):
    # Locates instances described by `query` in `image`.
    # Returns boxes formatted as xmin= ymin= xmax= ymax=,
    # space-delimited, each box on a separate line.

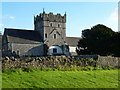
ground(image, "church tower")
xmin=34 ymin=9 xmax=66 ymax=46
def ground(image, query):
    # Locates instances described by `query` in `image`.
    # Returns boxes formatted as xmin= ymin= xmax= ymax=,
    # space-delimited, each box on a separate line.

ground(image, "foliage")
xmin=77 ymin=24 xmax=120 ymax=57
xmin=2 ymin=69 xmax=119 ymax=88
xmin=111 ymin=32 xmax=120 ymax=57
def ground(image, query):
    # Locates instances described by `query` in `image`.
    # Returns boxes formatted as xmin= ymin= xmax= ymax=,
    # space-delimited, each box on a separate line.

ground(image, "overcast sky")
xmin=0 ymin=1 xmax=118 ymax=37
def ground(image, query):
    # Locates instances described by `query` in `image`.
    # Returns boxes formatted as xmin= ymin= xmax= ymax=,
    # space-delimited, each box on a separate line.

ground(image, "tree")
xmin=77 ymin=29 xmax=91 ymax=55
xmin=111 ymin=32 xmax=120 ymax=57
xmin=77 ymin=24 xmax=116 ymax=56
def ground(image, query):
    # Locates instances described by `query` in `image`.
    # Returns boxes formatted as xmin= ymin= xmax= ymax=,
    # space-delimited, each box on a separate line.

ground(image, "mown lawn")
xmin=2 ymin=69 xmax=119 ymax=88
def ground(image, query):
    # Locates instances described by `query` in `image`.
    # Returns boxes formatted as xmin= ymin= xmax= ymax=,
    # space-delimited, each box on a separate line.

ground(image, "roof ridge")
xmin=5 ymin=28 xmax=34 ymax=31
xmin=66 ymin=37 xmax=81 ymax=38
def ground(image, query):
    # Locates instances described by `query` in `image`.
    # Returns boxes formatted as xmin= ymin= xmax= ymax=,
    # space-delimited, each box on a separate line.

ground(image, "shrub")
xmin=22 ymin=67 xmax=34 ymax=72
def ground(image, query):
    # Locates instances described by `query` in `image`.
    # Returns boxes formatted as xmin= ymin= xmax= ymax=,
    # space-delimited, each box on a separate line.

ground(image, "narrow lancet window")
xmin=45 ymin=33 xmax=47 ymax=38
xmin=54 ymin=34 xmax=56 ymax=39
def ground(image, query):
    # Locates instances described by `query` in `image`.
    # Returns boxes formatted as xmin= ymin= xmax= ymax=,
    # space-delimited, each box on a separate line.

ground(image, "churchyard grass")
xmin=2 ymin=69 xmax=119 ymax=88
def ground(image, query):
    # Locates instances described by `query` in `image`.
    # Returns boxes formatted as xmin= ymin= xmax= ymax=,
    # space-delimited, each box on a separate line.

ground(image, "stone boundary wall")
xmin=97 ymin=56 xmax=119 ymax=68
xmin=2 ymin=55 xmax=120 ymax=69
xmin=73 ymin=55 xmax=119 ymax=67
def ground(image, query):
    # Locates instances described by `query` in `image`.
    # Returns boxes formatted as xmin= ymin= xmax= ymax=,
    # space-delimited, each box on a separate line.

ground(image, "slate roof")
xmin=4 ymin=28 xmax=42 ymax=44
xmin=66 ymin=37 xmax=80 ymax=47
xmin=3 ymin=28 xmax=80 ymax=46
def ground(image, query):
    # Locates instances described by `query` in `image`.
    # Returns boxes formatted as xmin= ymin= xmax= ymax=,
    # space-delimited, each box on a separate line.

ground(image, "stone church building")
xmin=2 ymin=10 xmax=80 ymax=57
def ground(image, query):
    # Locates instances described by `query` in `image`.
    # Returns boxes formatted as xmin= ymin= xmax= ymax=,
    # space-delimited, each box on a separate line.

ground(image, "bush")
xmin=22 ymin=67 xmax=34 ymax=72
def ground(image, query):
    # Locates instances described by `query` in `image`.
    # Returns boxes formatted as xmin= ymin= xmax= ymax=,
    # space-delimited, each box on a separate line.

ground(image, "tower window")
xmin=58 ymin=24 xmax=60 ymax=27
xmin=45 ymin=33 xmax=47 ymax=38
xmin=54 ymin=34 xmax=56 ymax=39
xmin=53 ymin=48 xmax=57 ymax=53
xmin=50 ymin=23 xmax=52 ymax=27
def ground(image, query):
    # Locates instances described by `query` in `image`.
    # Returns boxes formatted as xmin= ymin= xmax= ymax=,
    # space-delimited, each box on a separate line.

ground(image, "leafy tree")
xmin=77 ymin=24 xmax=118 ymax=56
xmin=111 ymin=32 xmax=120 ymax=57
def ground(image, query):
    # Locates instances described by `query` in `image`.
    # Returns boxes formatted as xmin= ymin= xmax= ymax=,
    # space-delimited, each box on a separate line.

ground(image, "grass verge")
xmin=2 ymin=69 xmax=119 ymax=88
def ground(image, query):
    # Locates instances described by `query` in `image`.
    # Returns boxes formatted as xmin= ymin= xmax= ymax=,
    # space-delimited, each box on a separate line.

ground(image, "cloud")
xmin=0 ymin=24 xmax=4 ymax=26
xmin=103 ymin=7 xmax=118 ymax=32
xmin=1 ymin=15 xmax=15 ymax=20
xmin=108 ymin=7 xmax=118 ymax=21
xmin=9 ymin=16 xmax=15 ymax=19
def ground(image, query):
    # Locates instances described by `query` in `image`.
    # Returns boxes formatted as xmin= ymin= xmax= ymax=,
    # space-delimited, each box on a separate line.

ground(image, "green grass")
xmin=2 ymin=69 xmax=119 ymax=88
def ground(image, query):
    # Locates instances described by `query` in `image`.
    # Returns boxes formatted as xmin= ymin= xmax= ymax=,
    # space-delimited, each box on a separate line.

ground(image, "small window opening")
xmin=50 ymin=23 xmax=52 ymax=27
xmin=58 ymin=24 xmax=60 ymax=27
xmin=45 ymin=33 xmax=47 ymax=38
xmin=53 ymin=48 xmax=57 ymax=53
xmin=54 ymin=34 xmax=56 ymax=39
xmin=17 ymin=50 xmax=19 ymax=55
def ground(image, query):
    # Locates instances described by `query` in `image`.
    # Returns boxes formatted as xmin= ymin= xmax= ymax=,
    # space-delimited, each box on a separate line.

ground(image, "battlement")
xmin=34 ymin=11 xmax=66 ymax=24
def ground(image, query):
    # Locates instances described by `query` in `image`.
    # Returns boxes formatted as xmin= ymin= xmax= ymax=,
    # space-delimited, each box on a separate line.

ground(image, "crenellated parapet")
xmin=34 ymin=11 xmax=66 ymax=24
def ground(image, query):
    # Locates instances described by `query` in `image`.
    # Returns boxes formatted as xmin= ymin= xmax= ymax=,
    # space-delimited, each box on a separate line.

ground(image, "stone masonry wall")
xmin=12 ymin=43 xmax=44 ymax=56
xmin=2 ymin=55 xmax=120 ymax=69
xmin=97 ymin=56 xmax=119 ymax=68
